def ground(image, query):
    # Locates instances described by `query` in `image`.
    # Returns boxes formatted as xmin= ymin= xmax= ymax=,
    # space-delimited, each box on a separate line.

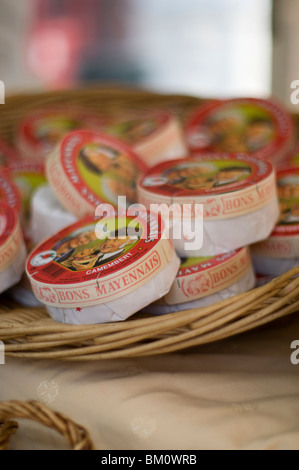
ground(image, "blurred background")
xmin=0 ymin=0 xmax=297 ymax=107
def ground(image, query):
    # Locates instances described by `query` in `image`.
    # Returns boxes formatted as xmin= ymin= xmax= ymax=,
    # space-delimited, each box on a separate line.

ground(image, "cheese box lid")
xmin=46 ymin=130 xmax=147 ymax=217
xmin=138 ymin=153 xmax=276 ymax=219
xmin=18 ymin=107 xmax=105 ymax=158
xmin=186 ymin=98 xmax=294 ymax=161
xmin=26 ymin=211 xmax=175 ymax=308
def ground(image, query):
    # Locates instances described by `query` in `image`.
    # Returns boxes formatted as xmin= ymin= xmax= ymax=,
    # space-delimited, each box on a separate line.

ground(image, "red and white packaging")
xmin=46 ymin=130 xmax=147 ymax=218
xmin=251 ymin=164 xmax=299 ymax=276
xmin=146 ymin=247 xmax=255 ymax=314
xmin=105 ymin=110 xmax=188 ymax=167
xmin=186 ymin=98 xmax=294 ymax=164
xmin=138 ymin=153 xmax=279 ymax=257
xmin=26 ymin=212 xmax=180 ymax=324
xmin=17 ymin=107 xmax=104 ymax=161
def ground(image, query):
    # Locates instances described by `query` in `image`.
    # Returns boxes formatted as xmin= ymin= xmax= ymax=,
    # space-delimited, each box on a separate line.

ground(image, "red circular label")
xmin=27 ymin=212 xmax=163 ymax=286
xmin=105 ymin=110 xmax=171 ymax=145
xmin=58 ymin=130 xmax=147 ymax=207
xmin=0 ymin=170 xmax=22 ymax=213
xmin=19 ymin=107 xmax=105 ymax=155
xmin=0 ymin=203 xmax=18 ymax=246
xmin=139 ymin=153 xmax=273 ymax=198
xmin=186 ymin=98 xmax=293 ymax=160
xmin=271 ymin=166 xmax=299 ymax=237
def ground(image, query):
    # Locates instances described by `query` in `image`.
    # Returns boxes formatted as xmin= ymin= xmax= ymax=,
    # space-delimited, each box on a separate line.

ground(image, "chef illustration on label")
xmin=141 ymin=161 xmax=252 ymax=192
xmin=78 ymin=142 xmax=137 ymax=202
xmin=53 ymin=224 xmax=140 ymax=272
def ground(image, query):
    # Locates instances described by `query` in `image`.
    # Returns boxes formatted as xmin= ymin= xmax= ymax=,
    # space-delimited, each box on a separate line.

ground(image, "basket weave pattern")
xmin=0 ymin=400 xmax=94 ymax=450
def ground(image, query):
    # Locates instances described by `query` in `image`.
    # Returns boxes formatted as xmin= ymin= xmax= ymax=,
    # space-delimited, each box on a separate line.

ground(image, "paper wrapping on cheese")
xmin=104 ymin=110 xmax=187 ymax=167
xmin=144 ymin=247 xmax=255 ymax=314
xmin=0 ymin=204 xmax=27 ymax=294
xmin=251 ymin=251 xmax=299 ymax=277
xmin=8 ymin=273 xmax=43 ymax=307
xmin=26 ymin=212 xmax=180 ymax=324
xmin=252 ymin=165 xmax=299 ymax=259
xmin=138 ymin=154 xmax=279 ymax=257
xmin=30 ymin=185 xmax=77 ymax=245
xmin=46 ymin=251 xmax=180 ymax=324
xmin=17 ymin=107 xmax=105 ymax=161
xmin=186 ymin=97 xmax=294 ymax=163
xmin=46 ymin=130 xmax=147 ymax=218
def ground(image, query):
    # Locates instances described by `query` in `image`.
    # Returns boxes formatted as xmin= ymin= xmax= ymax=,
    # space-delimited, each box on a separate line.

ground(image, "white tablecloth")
xmin=1 ymin=314 xmax=299 ymax=450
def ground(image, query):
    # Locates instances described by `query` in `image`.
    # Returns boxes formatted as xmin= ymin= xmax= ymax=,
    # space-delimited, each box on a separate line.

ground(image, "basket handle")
xmin=0 ymin=400 xmax=94 ymax=450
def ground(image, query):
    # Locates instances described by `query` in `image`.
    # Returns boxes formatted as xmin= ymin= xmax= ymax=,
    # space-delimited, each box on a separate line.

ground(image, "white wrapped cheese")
xmin=251 ymin=252 xmax=299 ymax=277
xmin=145 ymin=247 xmax=255 ymax=314
xmin=251 ymin=164 xmax=299 ymax=276
xmin=30 ymin=185 xmax=77 ymax=245
xmin=138 ymin=153 xmax=279 ymax=257
xmin=26 ymin=212 xmax=180 ymax=324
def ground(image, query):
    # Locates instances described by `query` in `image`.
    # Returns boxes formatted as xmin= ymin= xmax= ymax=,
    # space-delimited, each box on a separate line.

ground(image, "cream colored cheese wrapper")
xmin=146 ymin=266 xmax=255 ymax=315
xmin=173 ymin=195 xmax=279 ymax=257
xmin=144 ymin=247 xmax=255 ymax=314
xmin=0 ymin=205 xmax=27 ymax=294
xmin=30 ymin=185 xmax=77 ymax=245
xmin=46 ymin=250 xmax=180 ymax=324
xmin=251 ymin=251 xmax=299 ymax=277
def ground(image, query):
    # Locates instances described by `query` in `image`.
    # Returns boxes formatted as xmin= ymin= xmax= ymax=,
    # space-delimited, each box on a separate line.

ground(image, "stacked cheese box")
xmin=0 ymin=97 xmax=297 ymax=324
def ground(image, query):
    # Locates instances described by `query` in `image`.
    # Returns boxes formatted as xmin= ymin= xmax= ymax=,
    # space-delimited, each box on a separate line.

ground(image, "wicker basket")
xmin=0 ymin=400 xmax=94 ymax=450
xmin=1 ymin=85 xmax=299 ymax=361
